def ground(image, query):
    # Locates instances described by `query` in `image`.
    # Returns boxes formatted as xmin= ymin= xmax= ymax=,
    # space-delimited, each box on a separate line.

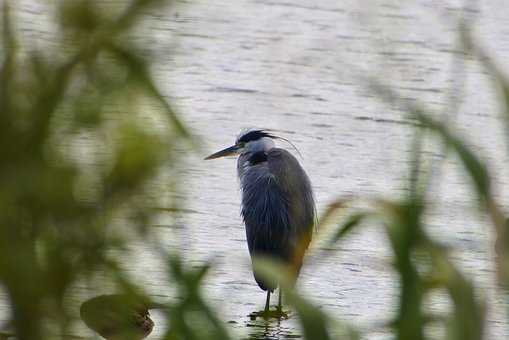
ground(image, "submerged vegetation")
xmin=0 ymin=1 xmax=508 ymax=339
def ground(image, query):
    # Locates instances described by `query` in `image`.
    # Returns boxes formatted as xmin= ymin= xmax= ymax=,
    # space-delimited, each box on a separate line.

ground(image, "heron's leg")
xmin=277 ymin=289 xmax=282 ymax=312
xmin=264 ymin=291 xmax=271 ymax=313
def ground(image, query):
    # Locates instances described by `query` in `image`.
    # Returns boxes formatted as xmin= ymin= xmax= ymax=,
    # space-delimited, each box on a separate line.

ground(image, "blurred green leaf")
xmin=462 ymin=31 xmax=509 ymax=284
xmin=414 ymin=112 xmax=491 ymax=203
xmin=107 ymin=124 xmax=165 ymax=191
xmin=107 ymin=43 xmax=192 ymax=141
xmin=59 ymin=1 xmax=103 ymax=33
xmin=429 ymin=247 xmax=485 ymax=340
xmin=253 ymin=257 xmax=358 ymax=340
xmin=380 ymin=200 xmax=425 ymax=340
xmin=328 ymin=212 xmax=371 ymax=245
xmin=164 ymin=256 xmax=231 ymax=340
xmin=463 ymin=28 xmax=509 ymax=150
xmin=415 ymin=110 xmax=509 ymax=284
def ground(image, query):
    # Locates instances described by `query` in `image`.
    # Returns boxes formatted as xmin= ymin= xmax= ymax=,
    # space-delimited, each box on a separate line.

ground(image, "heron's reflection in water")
xmin=244 ymin=315 xmax=301 ymax=340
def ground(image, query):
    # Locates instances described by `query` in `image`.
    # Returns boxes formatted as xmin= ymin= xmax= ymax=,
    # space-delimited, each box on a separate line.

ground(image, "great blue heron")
xmin=205 ymin=129 xmax=315 ymax=316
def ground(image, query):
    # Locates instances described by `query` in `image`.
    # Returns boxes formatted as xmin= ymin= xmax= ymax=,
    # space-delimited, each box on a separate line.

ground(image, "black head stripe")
xmin=248 ymin=151 xmax=268 ymax=165
xmin=238 ymin=130 xmax=275 ymax=143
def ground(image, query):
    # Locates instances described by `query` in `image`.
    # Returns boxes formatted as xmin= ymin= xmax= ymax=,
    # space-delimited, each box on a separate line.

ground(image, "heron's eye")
xmin=238 ymin=142 xmax=245 ymax=148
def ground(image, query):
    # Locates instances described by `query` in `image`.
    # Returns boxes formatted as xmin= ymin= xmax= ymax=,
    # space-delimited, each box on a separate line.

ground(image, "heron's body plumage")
xmin=238 ymin=148 xmax=315 ymax=291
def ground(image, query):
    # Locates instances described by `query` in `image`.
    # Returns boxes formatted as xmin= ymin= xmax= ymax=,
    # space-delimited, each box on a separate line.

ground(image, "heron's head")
xmin=204 ymin=129 xmax=276 ymax=160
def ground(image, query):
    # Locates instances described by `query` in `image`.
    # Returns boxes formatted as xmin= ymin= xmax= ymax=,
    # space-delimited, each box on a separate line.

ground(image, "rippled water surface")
xmin=7 ymin=0 xmax=509 ymax=339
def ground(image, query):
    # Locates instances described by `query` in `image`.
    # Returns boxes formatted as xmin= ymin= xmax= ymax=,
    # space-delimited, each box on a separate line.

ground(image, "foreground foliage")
xmin=0 ymin=0 xmax=190 ymax=338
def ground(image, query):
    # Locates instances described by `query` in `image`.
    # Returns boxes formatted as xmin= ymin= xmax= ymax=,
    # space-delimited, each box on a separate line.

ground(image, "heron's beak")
xmin=204 ymin=145 xmax=240 ymax=160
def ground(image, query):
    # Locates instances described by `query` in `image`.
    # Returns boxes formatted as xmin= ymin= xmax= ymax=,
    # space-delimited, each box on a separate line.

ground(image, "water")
xmin=8 ymin=0 xmax=509 ymax=338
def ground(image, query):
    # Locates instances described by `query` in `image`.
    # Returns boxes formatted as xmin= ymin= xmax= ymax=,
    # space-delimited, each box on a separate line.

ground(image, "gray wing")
xmin=239 ymin=148 xmax=315 ymax=291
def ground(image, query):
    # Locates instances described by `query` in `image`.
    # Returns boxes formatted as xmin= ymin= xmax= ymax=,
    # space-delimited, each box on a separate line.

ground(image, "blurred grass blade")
xmin=408 ymin=127 xmax=425 ymax=199
xmin=319 ymin=199 xmax=349 ymax=227
xmin=164 ymin=256 xmax=231 ymax=340
xmin=1 ymin=1 xmax=16 ymax=117
xmin=446 ymin=267 xmax=485 ymax=340
xmin=290 ymin=294 xmax=331 ymax=340
xmin=414 ymin=112 xmax=491 ymax=202
xmin=107 ymin=44 xmax=192 ymax=141
xmin=253 ymin=258 xmax=358 ymax=340
xmin=328 ymin=212 xmax=371 ymax=245
xmin=380 ymin=200 xmax=425 ymax=340
xmin=461 ymin=30 xmax=509 ymax=284
xmin=429 ymin=247 xmax=485 ymax=340
xmin=463 ymin=28 xmax=509 ymax=149
xmin=1 ymin=1 xmax=15 ymax=51
xmin=116 ymin=0 xmax=170 ymax=33
xmin=415 ymin=111 xmax=509 ymax=283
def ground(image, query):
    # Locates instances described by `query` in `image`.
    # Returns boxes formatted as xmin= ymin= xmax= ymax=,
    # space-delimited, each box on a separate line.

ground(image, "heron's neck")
xmin=244 ymin=137 xmax=275 ymax=155
xmin=237 ymin=138 xmax=274 ymax=178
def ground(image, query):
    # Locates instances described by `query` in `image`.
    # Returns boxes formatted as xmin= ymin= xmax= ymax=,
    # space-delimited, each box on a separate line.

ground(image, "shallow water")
xmin=7 ymin=0 xmax=509 ymax=339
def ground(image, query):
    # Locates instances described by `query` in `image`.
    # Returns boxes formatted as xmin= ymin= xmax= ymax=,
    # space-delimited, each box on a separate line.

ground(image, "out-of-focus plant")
xmin=253 ymin=258 xmax=359 ymax=340
xmin=461 ymin=27 xmax=509 ymax=284
xmin=318 ymin=121 xmax=487 ymax=340
xmin=315 ymin=24 xmax=509 ymax=338
xmin=162 ymin=256 xmax=232 ymax=340
xmin=0 ymin=0 xmax=191 ymax=338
